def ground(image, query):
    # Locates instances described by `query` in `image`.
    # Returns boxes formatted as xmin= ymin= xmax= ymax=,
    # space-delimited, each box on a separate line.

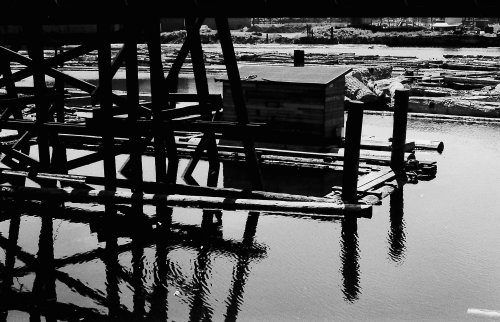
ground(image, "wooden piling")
xmin=342 ymin=100 xmax=364 ymax=202
xmin=124 ymin=22 xmax=143 ymax=189
xmin=216 ymin=17 xmax=263 ymax=190
xmin=26 ymin=24 xmax=51 ymax=171
xmin=97 ymin=24 xmax=116 ymax=192
xmin=294 ymin=50 xmax=304 ymax=67
xmin=183 ymin=17 xmax=220 ymax=185
xmin=391 ymin=89 xmax=409 ymax=173
xmin=146 ymin=22 xmax=174 ymax=184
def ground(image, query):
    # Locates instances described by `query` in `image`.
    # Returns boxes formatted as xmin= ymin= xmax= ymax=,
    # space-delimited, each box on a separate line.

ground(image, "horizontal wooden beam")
xmin=0 ymin=168 xmax=344 ymax=203
xmin=0 ymin=185 xmax=372 ymax=217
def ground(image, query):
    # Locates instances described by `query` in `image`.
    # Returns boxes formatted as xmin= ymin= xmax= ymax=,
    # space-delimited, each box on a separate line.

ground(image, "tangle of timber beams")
xmin=119 ymin=18 xmax=206 ymax=181
xmin=182 ymin=17 xmax=220 ymax=184
xmin=0 ymin=43 xmax=97 ymax=89
xmin=0 ymin=46 xmax=131 ymax=109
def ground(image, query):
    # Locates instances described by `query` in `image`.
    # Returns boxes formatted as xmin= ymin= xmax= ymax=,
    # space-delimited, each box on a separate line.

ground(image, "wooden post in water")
xmin=216 ymin=17 xmax=263 ymax=190
xmin=391 ymin=89 xmax=409 ymax=173
xmin=183 ymin=17 xmax=220 ymax=185
xmin=342 ymin=100 xmax=364 ymax=203
xmin=26 ymin=24 xmax=51 ymax=171
xmin=124 ymin=21 xmax=143 ymax=190
xmin=97 ymin=24 xmax=117 ymax=192
xmin=294 ymin=50 xmax=304 ymax=67
xmin=146 ymin=22 xmax=175 ymax=184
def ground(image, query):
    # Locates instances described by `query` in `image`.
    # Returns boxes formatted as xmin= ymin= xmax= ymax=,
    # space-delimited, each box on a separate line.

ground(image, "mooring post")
xmin=183 ymin=17 xmax=220 ymax=185
xmin=97 ymin=23 xmax=117 ymax=192
xmin=124 ymin=21 xmax=143 ymax=189
xmin=146 ymin=22 xmax=175 ymax=184
xmin=26 ymin=24 xmax=51 ymax=171
xmin=391 ymin=89 xmax=409 ymax=173
xmin=342 ymin=100 xmax=364 ymax=203
xmin=294 ymin=49 xmax=304 ymax=67
xmin=216 ymin=17 xmax=263 ymax=190
xmin=51 ymin=70 xmax=68 ymax=172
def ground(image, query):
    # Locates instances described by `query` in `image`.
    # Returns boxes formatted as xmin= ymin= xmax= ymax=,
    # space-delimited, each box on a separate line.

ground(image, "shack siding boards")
xmin=221 ymin=67 xmax=346 ymax=143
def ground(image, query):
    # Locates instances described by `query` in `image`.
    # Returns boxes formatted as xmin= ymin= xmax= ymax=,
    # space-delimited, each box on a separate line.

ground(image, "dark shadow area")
xmin=223 ymin=162 xmax=342 ymax=197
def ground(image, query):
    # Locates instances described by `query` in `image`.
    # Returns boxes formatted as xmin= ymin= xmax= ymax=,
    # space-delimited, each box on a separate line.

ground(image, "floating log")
xmin=443 ymin=76 xmax=500 ymax=86
xmin=0 ymin=185 xmax=372 ymax=217
xmin=467 ymin=308 xmax=500 ymax=318
xmin=442 ymin=62 xmax=499 ymax=71
xmin=410 ymin=139 xmax=444 ymax=152
xmin=409 ymin=86 xmax=457 ymax=97
xmin=0 ymin=168 xmax=342 ymax=203
xmin=408 ymin=96 xmax=500 ymax=118
xmin=359 ymin=140 xmax=415 ymax=152
xmin=345 ymin=74 xmax=378 ymax=103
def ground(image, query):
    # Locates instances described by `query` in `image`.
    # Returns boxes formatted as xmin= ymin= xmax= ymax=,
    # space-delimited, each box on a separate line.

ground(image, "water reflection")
xmin=340 ymin=217 xmax=360 ymax=303
xmin=0 ymin=186 xmax=409 ymax=317
xmin=0 ymin=200 xmax=267 ymax=321
xmin=387 ymin=188 xmax=406 ymax=263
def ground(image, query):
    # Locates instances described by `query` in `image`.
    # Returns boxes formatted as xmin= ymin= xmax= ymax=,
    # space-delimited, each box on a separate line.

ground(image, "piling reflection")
xmin=387 ymin=188 xmax=406 ymax=263
xmin=0 ymin=199 xmax=267 ymax=321
xmin=224 ymin=211 xmax=259 ymax=322
xmin=149 ymin=204 xmax=171 ymax=321
xmin=340 ymin=217 xmax=361 ymax=303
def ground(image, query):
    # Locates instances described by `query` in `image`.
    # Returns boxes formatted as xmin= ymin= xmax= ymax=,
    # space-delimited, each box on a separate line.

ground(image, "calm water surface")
xmin=2 ymin=49 xmax=500 ymax=321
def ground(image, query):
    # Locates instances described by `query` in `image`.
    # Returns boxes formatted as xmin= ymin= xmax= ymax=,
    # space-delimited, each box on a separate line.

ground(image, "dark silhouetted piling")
xmin=216 ymin=17 xmax=263 ymax=190
xmin=294 ymin=50 xmax=304 ymax=67
xmin=342 ymin=100 xmax=364 ymax=202
xmin=97 ymin=23 xmax=116 ymax=192
xmin=391 ymin=89 xmax=409 ymax=172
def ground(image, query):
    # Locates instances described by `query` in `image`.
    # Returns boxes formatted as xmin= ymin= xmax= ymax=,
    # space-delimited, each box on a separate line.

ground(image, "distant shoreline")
xmin=161 ymin=27 xmax=500 ymax=48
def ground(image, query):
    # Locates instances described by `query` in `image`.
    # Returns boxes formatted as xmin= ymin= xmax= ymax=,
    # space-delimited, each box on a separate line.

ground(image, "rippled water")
xmin=2 ymin=50 xmax=500 ymax=320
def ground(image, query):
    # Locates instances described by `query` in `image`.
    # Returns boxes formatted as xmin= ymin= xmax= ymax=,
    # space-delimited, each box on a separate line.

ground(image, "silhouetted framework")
xmin=0 ymin=18 xmax=264 ymax=193
xmin=0 ymin=1 xmax=443 ymax=316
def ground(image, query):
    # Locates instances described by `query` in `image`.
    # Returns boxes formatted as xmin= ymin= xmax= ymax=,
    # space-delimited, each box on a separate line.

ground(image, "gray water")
xmin=2 ymin=49 xmax=500 ymax=321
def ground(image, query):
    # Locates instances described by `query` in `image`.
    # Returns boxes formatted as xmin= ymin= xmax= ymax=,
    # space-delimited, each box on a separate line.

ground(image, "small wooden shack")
xmin=218 ymin=65 xmax=351 ymax=146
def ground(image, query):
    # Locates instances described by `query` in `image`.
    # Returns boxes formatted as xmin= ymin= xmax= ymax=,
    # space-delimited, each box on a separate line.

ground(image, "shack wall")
xmin=324 ymin=78 xmax=345 ymax=139
xmin=222 ymin=80 xmax=344 ymax=141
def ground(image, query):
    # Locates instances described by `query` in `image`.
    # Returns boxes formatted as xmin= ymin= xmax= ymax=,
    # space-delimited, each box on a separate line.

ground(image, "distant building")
xmin=432 ymin=17 xmax=462 ymax=31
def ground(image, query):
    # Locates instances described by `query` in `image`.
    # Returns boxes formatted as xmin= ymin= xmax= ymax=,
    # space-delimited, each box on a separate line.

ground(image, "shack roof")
xmin=216 ymin=65 xmax=351 ymax=86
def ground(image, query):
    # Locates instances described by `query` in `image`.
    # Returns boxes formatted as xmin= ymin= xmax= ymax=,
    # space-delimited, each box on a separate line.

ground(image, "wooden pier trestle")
xmin=0 ymin=4 xmax=447 ymax=320
xmin=0 ymin=19 xmax=438 ymax=214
